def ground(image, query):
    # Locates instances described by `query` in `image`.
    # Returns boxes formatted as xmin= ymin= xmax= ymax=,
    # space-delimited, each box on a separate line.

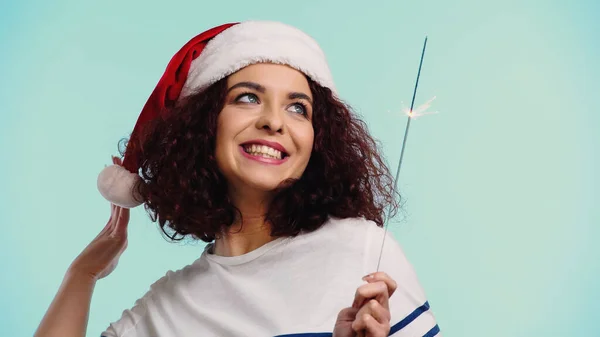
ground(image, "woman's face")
xmin=215 ymin=63 xmax=315 ymax=198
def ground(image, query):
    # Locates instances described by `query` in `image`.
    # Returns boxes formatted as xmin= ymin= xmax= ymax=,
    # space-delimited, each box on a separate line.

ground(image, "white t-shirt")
xmin=101 ymin=216 xmax=440 ymax=337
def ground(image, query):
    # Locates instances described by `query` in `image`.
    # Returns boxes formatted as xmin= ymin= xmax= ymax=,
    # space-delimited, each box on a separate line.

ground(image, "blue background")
xmin=1 ymin=0 xmax=598 ymax=336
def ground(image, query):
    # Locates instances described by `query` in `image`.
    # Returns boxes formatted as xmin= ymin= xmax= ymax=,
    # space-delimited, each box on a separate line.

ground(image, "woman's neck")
xmin=212 ymin=193 xmax=278 ymax=257
xmin=212 ymin=219 xmax=276 ymax=257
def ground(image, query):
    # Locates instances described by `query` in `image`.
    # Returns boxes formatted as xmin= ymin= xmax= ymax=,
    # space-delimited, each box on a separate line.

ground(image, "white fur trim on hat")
xmin=97 ymin=165 xmax=143 ymax=208
xmin=181 ymin=21 xmax=336 ymax=98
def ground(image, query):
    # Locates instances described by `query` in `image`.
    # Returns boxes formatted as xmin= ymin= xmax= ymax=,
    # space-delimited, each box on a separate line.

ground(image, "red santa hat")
xmin=97 ymin=20 xmax=337 ymax=208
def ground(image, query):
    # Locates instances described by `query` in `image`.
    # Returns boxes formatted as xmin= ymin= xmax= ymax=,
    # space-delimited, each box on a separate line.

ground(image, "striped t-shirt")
xmin=101 ymin=216 xmax=440 ymax=336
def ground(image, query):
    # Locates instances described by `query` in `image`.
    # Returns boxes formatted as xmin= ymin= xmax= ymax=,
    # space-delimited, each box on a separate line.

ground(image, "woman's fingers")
xmin=350 ymin=272 xmax=396 ymax=336
xmin=104 ymin=155 xmax=129 ymax=239
xmin=114 ymin=207 xmax=130 ymax=238
xmin=352 ymin=281 xmax=389 ymax=310
xmin=363 ymin=272 xmax=398 ymax=298
xmin=106 ymin=204 xmax=118 ymax=232
xmin=336 ymin=306 xmax=359 ymax=323
xmin=357 ymin=299 xmax=391 ymax=325
xmin=112 ymin=156 xmax=121 ymax=165
xmin=95 ymin=204 xmax=116 ymax=239
xmin=352 ymin=311 xmax=388 ymax=337
xmin=106 ymin=156 xmax=127 ymax=235
xmin=353 ymin=272 xmax=397 ymax=310
xmin=109 ymin=206 xmax=129 ymax=238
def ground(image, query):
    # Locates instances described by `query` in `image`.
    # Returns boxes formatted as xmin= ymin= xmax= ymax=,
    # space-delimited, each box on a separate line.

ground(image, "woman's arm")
xmin=35 ymin=157 xmax=130 ymax=337
xmin=35 ymin=178 xmax=130 ymax=337
xmin=34 ymin=272 xmax=97 ymax=337
xmin=34 ymin=202 xmax=129 ymax=337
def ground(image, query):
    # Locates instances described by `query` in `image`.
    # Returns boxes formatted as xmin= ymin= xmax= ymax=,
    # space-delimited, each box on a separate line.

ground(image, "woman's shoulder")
xmin=291 ymin=216 xmax=388 ymax=263
xmin=319 ymin=216 xmax=386 ymax=245
xmin=322 ymin=215 xmax=379 ymax=233
xmin=321 ymin=217 xmax=419 ymax=283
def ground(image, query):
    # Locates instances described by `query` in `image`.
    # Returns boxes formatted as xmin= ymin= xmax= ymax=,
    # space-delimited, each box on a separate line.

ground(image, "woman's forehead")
xmin=227 ymin=64 xmax=312 ymax=97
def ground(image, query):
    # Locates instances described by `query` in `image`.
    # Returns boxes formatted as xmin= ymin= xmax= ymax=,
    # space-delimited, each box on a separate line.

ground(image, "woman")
xmin=35 ymin=21 xmax=440 ymax=337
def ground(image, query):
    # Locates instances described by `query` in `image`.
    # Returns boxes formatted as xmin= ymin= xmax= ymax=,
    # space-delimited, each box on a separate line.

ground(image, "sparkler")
xmin=376 ymin=37 xmax=431 ymax=272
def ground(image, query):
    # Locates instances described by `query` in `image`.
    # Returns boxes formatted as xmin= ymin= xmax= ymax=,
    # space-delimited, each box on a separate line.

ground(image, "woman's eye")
xmin=236 ymin=93 xmax=259 ymax=104
xmin=288 ymin=103 xmax=307 ymax=115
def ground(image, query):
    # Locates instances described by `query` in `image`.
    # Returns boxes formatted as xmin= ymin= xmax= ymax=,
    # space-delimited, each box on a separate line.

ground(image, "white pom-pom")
xmin=97 ymin=165 xmax=143 ymax=208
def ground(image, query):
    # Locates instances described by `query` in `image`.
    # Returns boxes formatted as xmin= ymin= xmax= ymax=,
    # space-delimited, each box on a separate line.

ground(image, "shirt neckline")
xmin=202 ymin=236 xmax=292 ymax=266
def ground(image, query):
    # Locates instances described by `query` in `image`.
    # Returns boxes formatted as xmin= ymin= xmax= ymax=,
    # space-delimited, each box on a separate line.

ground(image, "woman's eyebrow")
xmin=227 ymin=81 xmax=266 ymax=93
xmin=289 ymin=92 xmax=312 ymax=104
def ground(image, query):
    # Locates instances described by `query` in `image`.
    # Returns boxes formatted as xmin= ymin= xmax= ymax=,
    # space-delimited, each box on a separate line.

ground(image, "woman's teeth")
xmin=244 ymin=145 xmax=283 ymax=160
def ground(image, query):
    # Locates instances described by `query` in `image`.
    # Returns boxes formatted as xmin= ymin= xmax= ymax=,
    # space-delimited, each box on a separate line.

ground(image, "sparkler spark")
xmin=403 ymin=96 xmax=438 ymax=119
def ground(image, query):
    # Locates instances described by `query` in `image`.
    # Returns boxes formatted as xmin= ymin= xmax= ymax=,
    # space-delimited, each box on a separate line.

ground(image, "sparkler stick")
xmin=376 ymin=36 xmax=429 ymax=272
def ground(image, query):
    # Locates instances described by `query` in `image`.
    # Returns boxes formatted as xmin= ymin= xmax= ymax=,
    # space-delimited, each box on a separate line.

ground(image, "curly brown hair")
xmin=120 ymin=76 xmax=399 ymax=242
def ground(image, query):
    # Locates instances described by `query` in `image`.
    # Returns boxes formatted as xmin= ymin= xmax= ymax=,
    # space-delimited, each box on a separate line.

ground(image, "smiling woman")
xmin=34 ymin=21 xmax=441 ymax=337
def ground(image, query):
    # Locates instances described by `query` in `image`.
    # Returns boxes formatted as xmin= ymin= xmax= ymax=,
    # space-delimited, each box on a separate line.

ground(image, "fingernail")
xmin=362 ymin=274 xmax=373 ymax=280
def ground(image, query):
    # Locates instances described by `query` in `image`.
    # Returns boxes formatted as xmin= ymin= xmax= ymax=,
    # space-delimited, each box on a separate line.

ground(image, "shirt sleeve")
xmin=99 ymin=271 xmax=175 ymax=337
xmin=365 ymin=222 xmax=441 ymax=337
xmin=99 ymin=295 xmax=151 ymax=337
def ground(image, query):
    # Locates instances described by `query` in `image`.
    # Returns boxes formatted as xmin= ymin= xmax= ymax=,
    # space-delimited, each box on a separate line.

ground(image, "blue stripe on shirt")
xmin=102 ymin=301 xmax=438 ymax=337
xmin=274 ymin=333 xmax=332 ymax=337
xmin=423 ymin=324 xmax=440 ymax=337
xmin=390 ymin=301 xmax=431 ymax=334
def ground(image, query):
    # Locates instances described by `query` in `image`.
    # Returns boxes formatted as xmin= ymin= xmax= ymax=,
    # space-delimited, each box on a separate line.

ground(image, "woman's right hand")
xmin=67 ymin=156 xmax=130 ymax=282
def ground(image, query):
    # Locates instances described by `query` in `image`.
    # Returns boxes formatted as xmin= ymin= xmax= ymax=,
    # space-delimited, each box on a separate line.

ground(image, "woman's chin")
xmin=241 ymin=177 xmax=294 ymax=194
xmin=249 ymin=181 xmax=286 ymax=193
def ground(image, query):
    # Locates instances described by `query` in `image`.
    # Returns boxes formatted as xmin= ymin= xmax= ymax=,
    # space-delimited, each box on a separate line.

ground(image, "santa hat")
xmin=97 ymin=21 xmax=336 ymax=208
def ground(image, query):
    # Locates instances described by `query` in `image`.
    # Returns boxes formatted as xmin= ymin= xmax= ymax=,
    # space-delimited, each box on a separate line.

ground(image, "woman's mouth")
xmin=239 ymin=145 xmax=289 ymax=165
xmin=243 ymin=143 xmax=290 ymax=159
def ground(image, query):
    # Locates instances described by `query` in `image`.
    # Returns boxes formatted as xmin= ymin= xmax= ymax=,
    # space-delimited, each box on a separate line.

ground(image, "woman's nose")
xmin=256 ymin=104 xmax=285 ymax=134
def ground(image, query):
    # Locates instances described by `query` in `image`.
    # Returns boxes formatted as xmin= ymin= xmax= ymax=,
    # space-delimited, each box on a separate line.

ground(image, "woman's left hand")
xmin=333 ymin=272 xmax=398 ymax=337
